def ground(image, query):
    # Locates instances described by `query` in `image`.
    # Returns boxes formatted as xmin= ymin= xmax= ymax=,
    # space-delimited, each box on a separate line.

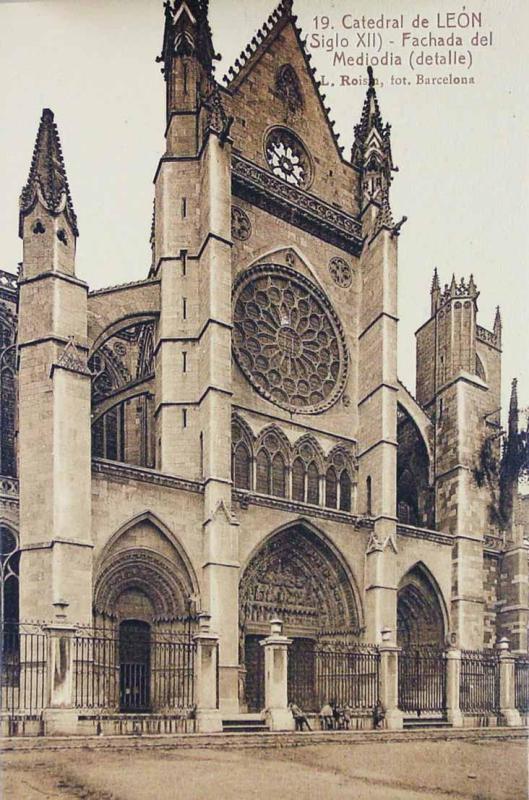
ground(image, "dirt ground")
xmin=1 ymin=737 xmax=528 ymax=800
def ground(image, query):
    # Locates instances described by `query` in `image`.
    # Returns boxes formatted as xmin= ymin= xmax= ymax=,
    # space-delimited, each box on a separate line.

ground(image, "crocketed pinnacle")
xmin=431 ymin=268 xmax=440 ymax=293
xmin=159 ymin=0 xmax=218 ymax=76
xmin=19 ymin=108 xmax=78 ymax=237
xmin=354 ymin=66 xmax=389 ymax=145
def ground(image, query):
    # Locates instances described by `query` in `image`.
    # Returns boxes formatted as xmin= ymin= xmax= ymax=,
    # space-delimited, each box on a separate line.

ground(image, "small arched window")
xmin=325 ymin=467 xmax=337 ymax=509
xmin=233 ymin=442 xmax=251 ymax=490
xmin=256 ymin=449 xmax=271 ymax=494
xmin=339 ymin=470 xmax=352 ymax=512
xmin=307 ymin=461 xmax=320 ymax=505
xmin=292 ymin=457 xmax=305 ymax=502
xmin=271 ymin=452 xmax=286 ymax=498
xmin=366 ymin=475 xmax=372 ymax=516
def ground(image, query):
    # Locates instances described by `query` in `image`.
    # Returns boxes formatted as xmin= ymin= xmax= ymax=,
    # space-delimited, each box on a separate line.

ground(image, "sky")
xmin=0 ymin=0 xmax=527 ymax=419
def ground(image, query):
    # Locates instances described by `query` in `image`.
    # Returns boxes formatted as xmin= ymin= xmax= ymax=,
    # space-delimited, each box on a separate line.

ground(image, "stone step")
xmin=403 ymin=717 xmax=452 ymax=729
xmin=1 ymin=726 xmax=526 ymax=753
xmin=222 ymin=717 xmax=269 ymax=733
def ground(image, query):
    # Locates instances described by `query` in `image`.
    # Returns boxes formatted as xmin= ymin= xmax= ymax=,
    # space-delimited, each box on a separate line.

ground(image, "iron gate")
xmin=515 ymin=656 xmax=529 ymax=713
xmin=398 ymin=648 xmax=447 ymax=715
xmin=73 ymin=626 xmax=196 ymax=713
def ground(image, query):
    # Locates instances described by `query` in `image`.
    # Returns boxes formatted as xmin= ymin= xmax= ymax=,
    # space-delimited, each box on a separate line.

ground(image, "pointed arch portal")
xmin=239 ymin=523 xmax=361 ymax=711
xmin=397 ymin=564 xmax=447 ymax=649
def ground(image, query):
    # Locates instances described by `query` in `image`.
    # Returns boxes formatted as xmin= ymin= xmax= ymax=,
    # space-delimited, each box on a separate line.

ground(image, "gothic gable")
xmin=222 ymin=14 xmax=358 ymax=215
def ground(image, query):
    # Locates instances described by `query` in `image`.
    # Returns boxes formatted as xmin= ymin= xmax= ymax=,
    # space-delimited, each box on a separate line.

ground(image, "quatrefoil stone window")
xmin=233 ymin=265 xmax=348 ymax=414
xmin=264 ymin=128 xmax=311 ymax=188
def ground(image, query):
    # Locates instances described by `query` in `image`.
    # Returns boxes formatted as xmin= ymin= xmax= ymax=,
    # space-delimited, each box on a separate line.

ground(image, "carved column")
xmin=260 ymin=619 xmax=294 ymax=731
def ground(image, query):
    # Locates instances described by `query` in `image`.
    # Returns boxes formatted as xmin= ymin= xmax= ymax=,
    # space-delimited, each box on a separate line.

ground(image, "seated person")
xmin=289 ymin=702 xmax=312 ymax=731
xmin=319 ymin=702 xmax=334 ymax=730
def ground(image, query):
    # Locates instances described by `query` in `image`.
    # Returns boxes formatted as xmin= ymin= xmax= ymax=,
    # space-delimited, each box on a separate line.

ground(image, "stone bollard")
xmin=42 ymin=622 xmax=78 ymax=735
xmin=445 ymin=648 xmax=463 ymax=727
xmin=193 ymin=612 xmax=223 ymax=733
xmin=260 ymin=619 xmax=294 ymax=731
xmin=379 ymin=627 xmax=403 ymax=730
xmin=497 ymin=637 xmax=522 ymax=727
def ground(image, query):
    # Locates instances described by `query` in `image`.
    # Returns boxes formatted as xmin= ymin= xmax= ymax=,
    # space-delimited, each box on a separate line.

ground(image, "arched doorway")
xmin=119 ymin=619 xmax=151 ymax=711
xmin=239 ymin=523 xmax=361 ymax=711
xmin=92 ymin=517 xmax=200 ymax=713
xmin=397 ymin=564 xmax=447 ymax=649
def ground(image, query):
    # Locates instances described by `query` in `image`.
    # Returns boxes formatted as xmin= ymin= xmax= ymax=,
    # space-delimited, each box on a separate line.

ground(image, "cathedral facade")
xmin=1 ymin=0 xmax=527 ymax=725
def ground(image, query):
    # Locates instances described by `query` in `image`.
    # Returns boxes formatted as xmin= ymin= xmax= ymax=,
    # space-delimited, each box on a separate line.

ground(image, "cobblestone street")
xmin=2 ymin=736 xmax=527 ymax=800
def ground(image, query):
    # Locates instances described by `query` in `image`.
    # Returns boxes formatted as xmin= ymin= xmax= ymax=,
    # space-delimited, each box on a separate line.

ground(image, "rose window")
xmin=233 ymin=265 xmax=348 ymax=414
xmin=329 ymin=257 xmax=353 ymax=288
xmin=265 ymin=128 xmax=311 ymax=188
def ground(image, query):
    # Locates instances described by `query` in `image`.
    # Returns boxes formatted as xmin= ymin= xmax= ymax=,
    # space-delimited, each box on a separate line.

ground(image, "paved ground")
xmin=2 ymin=737 xmax=527 ymax=799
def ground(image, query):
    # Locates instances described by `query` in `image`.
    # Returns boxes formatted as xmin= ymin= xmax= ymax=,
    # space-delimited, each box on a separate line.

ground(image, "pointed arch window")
xmin=256 ymin=449 xmax=271 ymax=494
xmin=233 ymin=443 xmax=251 ymax=490
xmin=339 ymin=470 xmax=352 ymax=512
xmin=271 ymin=452 xmax=286 ymax=498
xmin=0 ymin=526 xmax=19 ymax=626
xmin=325 ymin=467 xmax=338 ymax=509
xmin=307 ymin=461 xmax=320 ymax=505
xmin=292 ymin=457 xmax=305 ymax=502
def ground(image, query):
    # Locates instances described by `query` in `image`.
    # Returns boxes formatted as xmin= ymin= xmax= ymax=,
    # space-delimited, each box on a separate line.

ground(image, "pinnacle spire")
xmin=431 ymin=268 xmax=440 ymax=293
xmin=158 ymin=0 xmax=218 ymax=77
xmin=509 ymin=378 xmax=519 ymax=437
xmin=494 ymin=305 xmax=502 ymax=332
xmin=354 ymin=66 xmax=388 ymax=145
xmin=352 ymin=68 xmax=394 ymax=213
xmin=19 ymin=108 xmax=78 ymax=238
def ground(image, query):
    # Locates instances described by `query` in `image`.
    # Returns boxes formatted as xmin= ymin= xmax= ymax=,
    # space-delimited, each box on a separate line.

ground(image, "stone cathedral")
xmin=0 ymin=0 xmax=527 ymax=724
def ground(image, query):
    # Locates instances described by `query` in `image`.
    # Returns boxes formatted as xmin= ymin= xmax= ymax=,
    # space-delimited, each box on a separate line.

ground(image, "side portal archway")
xmin=239 ymin=523 xmax=362 ymax=711
xmin=397 ymin=563 xmax=447 ymax=649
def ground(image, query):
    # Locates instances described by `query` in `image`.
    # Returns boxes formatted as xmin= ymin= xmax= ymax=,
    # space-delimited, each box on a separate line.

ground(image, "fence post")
xmin=260 ymin=618 xmax=294 ymax=731
xmin=445 ymin=648 xmax=463 ymax=727
xmin=497 ymin=638 xmax=522 ymax=727
xmin=41 ymin=622 xmax=78 ymax=735
xmin=193 ymin=612 xmax=222 ymax=732
xmin=379 ymin=628 xmax=403 ymax=729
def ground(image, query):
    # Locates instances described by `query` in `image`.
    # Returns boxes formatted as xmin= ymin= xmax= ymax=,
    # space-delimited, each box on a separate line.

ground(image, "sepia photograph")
xmin=0 ymin=0 xmax=527 ymax=797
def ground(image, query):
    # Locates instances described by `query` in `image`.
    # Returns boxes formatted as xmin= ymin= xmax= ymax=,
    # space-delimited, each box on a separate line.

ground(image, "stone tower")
xmin=153 ymin=0 xmax=239 ymax=711
xmin=17 ymin=109 xmax=92 ymax=624
xmin=353 ymin=68 xmax=400 ymax=644
xmin=416 ymin=271 xmax=502 ymax=647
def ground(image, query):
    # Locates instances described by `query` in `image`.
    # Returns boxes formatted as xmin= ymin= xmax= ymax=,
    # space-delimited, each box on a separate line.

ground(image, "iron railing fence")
xmin=460 ymin=650 xmax=500 ymax=713
xmin=0 ymin=623 xmax=47 ymax=714
xmin=515 ymin=656 xmax=529 ymax=713
xmin=288 ymin=643 xmax=380 ymax=713
xmin=398 ymin=647 xmax=447 ymax=715
xmin=73 ymin=631 xmax=119 ymax=710
xmin=73 ymin=629 xmax=196 ymax=713
xmin=150 ymin=636 xmax=195 ymax=712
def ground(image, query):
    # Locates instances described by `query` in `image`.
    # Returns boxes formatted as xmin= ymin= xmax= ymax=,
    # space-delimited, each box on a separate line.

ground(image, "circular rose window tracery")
xmin=264 ymin=128 xmax=311 ymax=188
xmin=233 ymin=265 xmax=348 ymax=414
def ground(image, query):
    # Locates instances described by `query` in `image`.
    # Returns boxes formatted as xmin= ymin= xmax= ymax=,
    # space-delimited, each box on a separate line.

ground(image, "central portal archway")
xmin=239 ymin=523 xmax=361 ymax=711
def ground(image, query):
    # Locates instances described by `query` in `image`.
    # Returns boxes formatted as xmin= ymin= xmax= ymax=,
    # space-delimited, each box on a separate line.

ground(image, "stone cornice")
xmin=397 ymin=523 xmax=453 ymax=547
xmin=232 ymin=488 xmax=373 ymax=528
xmin=92 ymin=459 xmax=204 ymax=494
xmin=232 ymin=155 xmax=363 ymax=256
